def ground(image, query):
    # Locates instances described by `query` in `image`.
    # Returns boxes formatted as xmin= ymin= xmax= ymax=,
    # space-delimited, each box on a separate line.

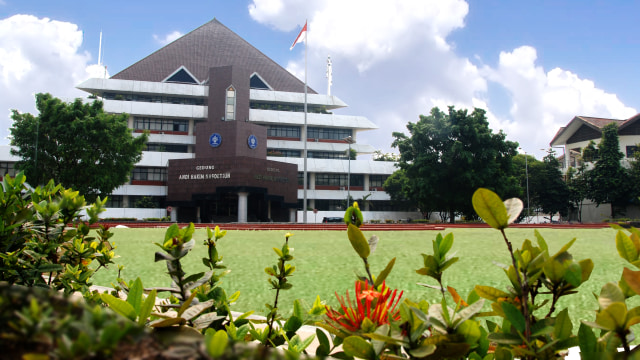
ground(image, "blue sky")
xmin=1 ymin=0 xmax=639 ymax=159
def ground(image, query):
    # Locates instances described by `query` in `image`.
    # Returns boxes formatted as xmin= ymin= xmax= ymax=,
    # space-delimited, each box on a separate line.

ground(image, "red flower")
xmin=325 ymin=281 xmax=403 ymax=333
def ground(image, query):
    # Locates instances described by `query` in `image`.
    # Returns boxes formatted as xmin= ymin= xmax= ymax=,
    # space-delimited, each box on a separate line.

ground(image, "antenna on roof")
xmin=326 ymin=55 xmax=332 ymax=96
xmin=98 ymin=31 xmax=107 ymax=79
xmin=98 ymin=31 xmax=103 ymax=66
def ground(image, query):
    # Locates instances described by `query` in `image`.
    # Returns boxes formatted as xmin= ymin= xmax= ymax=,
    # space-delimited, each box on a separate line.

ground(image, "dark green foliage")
xmin=10 ymin=93 xmax=148 ymax=201
xmin=0 ymin=172 xmax=115 ymax=294
xmin=390 ymin=106 xmax=519 ymax=222
xmin=528 ymin=151 xmax=570 ymax=221
xmin=586 ymin=123 xmax=630 ymax=218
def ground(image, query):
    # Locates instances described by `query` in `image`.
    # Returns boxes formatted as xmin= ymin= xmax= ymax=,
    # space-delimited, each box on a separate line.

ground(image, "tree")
xmin=585 ymin=123 xmax=629 ymax=218
xmin=10 ymin=93 xmax=148 ymax=201
xmin=390 ymin=106 xmax=519 ymax=222
xmin=527 ymin=150 xmax=570 ymax=222
xmin=566 ymin=163 xmax=589 ymax=222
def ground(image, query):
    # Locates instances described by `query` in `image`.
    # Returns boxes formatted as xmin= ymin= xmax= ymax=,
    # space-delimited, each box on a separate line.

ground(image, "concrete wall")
xmin=297 ymin=210 xmax=423 ymax=223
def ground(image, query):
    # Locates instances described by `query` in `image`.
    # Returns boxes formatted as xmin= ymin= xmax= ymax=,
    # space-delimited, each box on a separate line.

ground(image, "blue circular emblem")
xmin=209 ymin=133 xmax=222 ymax=148
xmin=248 ymin=134 xmax=258 ymax=149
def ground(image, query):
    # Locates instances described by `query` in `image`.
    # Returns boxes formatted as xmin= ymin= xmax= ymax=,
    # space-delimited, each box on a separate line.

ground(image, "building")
xmin=1 ymin=19 xmax=418 ymax=223
xmin=550 ymin=114 xmax=640 ymax=171
xmin=550 ymin=113 xmax=640 ymax=221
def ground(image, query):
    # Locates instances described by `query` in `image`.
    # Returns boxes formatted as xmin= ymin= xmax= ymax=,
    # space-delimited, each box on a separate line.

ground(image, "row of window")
xmin=134 ymin=117 xmax=189 ymax=132
xmin=132 ymin=167 xmax=167 ymax=182
xmin=298 ymin=199 xmax=414 ymax=212
xmin=267 ymin=149 xmax=348 ymax=159
xmin=267 ymin=125 xmax=353 ymax=141
xmin=250 ymin=102 xmax=330 ymax=114
xmin=297 ymin=173 xmax=388 ymax=187
xmin=103 ymin=92 xmax=205 ymax=106
xmin=145 ymin=143 xmax=189 ymax=153
xmin=105 ymin=195 xmax=166 ymax=209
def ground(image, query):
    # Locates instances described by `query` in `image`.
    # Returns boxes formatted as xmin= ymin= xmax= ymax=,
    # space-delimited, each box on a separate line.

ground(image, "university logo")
xmin=209 ymin=133 xmax=222 ymax=148
xmin=248 ymin=134 xmax=258 ymax=149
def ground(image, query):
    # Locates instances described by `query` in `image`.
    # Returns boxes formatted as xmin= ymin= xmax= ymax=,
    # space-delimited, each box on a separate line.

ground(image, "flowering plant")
xmin=325 ymin=280 xmax=403 ymax=335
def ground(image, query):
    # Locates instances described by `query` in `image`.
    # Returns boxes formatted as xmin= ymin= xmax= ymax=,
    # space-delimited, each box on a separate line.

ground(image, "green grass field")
xmin=92 ymin=226 xmax=637 ymax=326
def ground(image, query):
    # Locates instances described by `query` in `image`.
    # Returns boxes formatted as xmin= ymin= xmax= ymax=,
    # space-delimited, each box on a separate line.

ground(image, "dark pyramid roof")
xmin=112 ymin=19 xmax=316 ymax=94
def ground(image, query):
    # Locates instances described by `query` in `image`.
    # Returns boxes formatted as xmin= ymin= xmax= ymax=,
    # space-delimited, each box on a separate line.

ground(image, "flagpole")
xmin=302 ymin=19 xmax=309 ymax=224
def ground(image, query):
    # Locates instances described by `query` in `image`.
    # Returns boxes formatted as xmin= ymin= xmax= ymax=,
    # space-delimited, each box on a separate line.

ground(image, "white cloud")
xmin=153 ymin=30 xmax=183 ymax=46
xmin=0 ymin=14 xmax=99 ymax=144
xmin=483 ymin=46 xmax=636 ymax=156
xmin=249 ymin=0 xmax=636 ymax=159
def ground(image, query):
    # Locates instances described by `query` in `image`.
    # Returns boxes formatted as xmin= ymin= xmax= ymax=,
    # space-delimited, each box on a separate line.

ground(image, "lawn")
xmin=92 ymin=226 xmax=637 ymax=327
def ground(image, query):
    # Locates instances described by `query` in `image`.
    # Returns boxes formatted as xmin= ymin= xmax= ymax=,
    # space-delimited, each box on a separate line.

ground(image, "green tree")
xmin=10 ymin=93 xmax=148 ymax=201
xmin=586 ymin=123 xmax=629 ymax=218
xmin=566 ymin=162 xmax=589 ymax=222
xmin=391 ymin=106 xmax=519 ymax=223
xmin=528 ymin=150 xmax=570 ymax=222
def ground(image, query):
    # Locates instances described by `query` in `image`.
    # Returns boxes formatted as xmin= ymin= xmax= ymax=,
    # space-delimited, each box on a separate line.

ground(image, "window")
xmin=104 ymin=195 xmax=123 ymax=208
xmin=165 ymin=67 xmax=198 ymax=84
xmin=0 ymin=162 xmax=16 ymax=177
xmin=226 ymin=86 xmax=235 ymax=121
xmin=267 ymin=125 xmax=300 ymax=139
xmin=308 ymin=151 xmax=348 ymax=159
xmin=307 ymin=127 xmax=352 ymax=141
xmin=132 ymin=167 xmax=167 ymax=182
xmin=134 ymin=117 xmax=188 ymax=132
xmin=145 ymin=143 xmax=189 ymax=153
xmin=102 ymin=92 xmax=205 ymax=105
xmin=250 ymin=73 xmax=270 ymax=90
xmin=250 ymin=101 xmax=330 ymax=114
xmin=315 ymin=199 xmax=347 ymax=211
xmin=315 ymin=173 xmax=348 ymax=187
xmin=129 ymin=196 xmax=166 ymax=209
xmin=267 ymin=149 xmax=301 ymax=157
xmin=627 ymin=146 xmax=639 ymax=158
xmin=369 ymin=175 xmax=388 ymax=188
xmin=349 ymin=174 xmax=364 ymax=187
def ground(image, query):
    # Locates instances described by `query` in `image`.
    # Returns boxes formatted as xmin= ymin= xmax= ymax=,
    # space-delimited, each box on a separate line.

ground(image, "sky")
xmin=1 ymin=0 xmax=639 ymax=160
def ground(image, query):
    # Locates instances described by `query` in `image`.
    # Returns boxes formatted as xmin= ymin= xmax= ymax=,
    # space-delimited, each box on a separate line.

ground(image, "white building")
xmin=3 ymin=19 xmax=419 ymax=223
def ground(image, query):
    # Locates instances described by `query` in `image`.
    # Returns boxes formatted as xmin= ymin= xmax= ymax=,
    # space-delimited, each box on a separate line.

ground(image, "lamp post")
xmin=519 ymin=147 xmax=530 ymax=223
xmin=343 ymin=136 xmax=356 ymax=208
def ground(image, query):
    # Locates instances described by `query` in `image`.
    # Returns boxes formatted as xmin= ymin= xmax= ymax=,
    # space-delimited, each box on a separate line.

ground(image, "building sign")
xmin=209 ymin=133 xmax=222 ymax=147
xmin=177 ymin=163 xmax=231 ymax=180
xmin=248 ymin=134 xmax=258 ymax=149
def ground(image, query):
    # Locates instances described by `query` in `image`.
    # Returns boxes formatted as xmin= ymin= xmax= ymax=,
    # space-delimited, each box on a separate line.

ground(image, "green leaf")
xmin=487 ymin=332 xmax=522 ymax=345
xmin=100 ymin=293 xmax=136 ymax=321
xmin=474 ymin=285 xmax=509 ymax=301
xmin=284 ymin=315 xmax=303 ymax=333
xmin=472 ymin=188 xmax=509 ymax=230
xmin=438 ymin=233 xmax=454 ymax=256
xmin=579 ymin=259 xmax=594 ymax=283
xmin=347 ymin=223 xmax=370 ymax=259
xmin=501 ymin=302 xmax=525 ymax=333
xmin=127 ymin=277 xmax=143 ymax=314
xmin=456 ymin=319 xmax=481 ymax=345
xmin=138 ymin=289 xmax=157 ymax=325
xmin=578 ymin=323 xmax=598 ymax=354
xmin=553 ymin=308 xmax=572 ymax=340
xmin=205 ymin=329 xmax=228 ymax=358
xmin=374 ymin=257 xmax=396 ymax=288
xmin=315 ymin=329 xmax=331 ymax=356
xmin=343 ymin=336 xmax=376 ymax=360
xmin=564 ymin=262 xmax=583 ymax=287
xmin=164 ymin=223 xmax=179 ymax=243
xmin=617 ymin=230 xmax=638 ymax=262
xmin=543 ymin=258 xmax=565 ymax=284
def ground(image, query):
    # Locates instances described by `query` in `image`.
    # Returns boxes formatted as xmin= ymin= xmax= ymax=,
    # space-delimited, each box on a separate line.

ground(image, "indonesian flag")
xmin=290 ymin=21 xmax=307 ymax=50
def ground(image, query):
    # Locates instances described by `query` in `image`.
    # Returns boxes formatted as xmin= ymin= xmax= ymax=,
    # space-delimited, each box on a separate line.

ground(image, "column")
xmin=289 ymin=208 xmax=296 ymax=223
xmin=170 ymin=207 xmax=178 ymax=222
xmin=309 ymin=173 xmax=316 ymax=190
xmin=267 ymin=200 xmax=272 ymax=221
xmin=238 ymin=192 xmax=249 ymax=223
xmin=196 ymin=206 xmax=201 ymax=224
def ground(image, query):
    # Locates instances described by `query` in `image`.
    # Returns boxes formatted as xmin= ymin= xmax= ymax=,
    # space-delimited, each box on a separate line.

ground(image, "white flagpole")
xmin=302 ymin=20 xmax=309 ymax=223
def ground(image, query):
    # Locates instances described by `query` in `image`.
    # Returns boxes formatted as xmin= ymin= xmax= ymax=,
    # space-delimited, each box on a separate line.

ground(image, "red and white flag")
xmin=290 ymin=21 xmax=307 ymax=50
